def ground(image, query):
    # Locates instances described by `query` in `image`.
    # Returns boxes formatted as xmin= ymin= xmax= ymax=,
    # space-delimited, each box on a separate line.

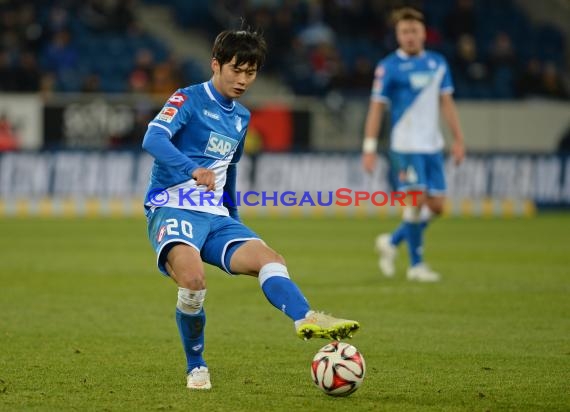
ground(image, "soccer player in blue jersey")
xmin=142 ymin=29 xmax=359 ymax=390
xmin=361 ymin=8 xmax=465 ymax=282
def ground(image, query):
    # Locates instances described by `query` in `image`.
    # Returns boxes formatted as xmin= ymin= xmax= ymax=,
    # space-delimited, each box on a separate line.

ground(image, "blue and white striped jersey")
xmin=371 ymin=49 xmax=454 ymax=153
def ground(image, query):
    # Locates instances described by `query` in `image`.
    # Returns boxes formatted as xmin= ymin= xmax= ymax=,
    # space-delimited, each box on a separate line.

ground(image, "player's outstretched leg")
xmin=258 ymin=263 xmax=360 ymax=341
xmin=175 ymin=288 xmax=211 ymax=389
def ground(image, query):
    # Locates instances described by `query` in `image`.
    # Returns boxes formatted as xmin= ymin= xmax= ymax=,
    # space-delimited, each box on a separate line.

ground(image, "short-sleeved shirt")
xmin=371 ymin=49 xmax=454 ymax=153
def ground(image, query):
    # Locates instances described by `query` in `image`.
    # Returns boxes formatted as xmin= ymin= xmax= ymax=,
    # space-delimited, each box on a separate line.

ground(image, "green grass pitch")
xmin=1 ymin=214 xmax=569 ymax=411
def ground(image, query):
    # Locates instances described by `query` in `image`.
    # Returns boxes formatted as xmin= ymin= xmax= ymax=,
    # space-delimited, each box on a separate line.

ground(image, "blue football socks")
xmin=262 ymin=276 xmax=310 ymax=321
xmin=392 ymin=220 xmax=429 ymax=246
xmin=259 ymin=263 xmax=310 ymax=321
xmin=175 ymin=308 xmax=206 ymax=373
xmin=405 ymin=222 xmax=423 ymax=266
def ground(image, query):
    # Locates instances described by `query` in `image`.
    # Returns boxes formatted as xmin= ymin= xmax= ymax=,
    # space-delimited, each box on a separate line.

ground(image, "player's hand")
xmin=192 ymin=168 xmax=216 ymax=191
xmin=362 ymin=153 xmax=377 ymax=174
xmin=451 ymin=141 xmax=465 ymax=165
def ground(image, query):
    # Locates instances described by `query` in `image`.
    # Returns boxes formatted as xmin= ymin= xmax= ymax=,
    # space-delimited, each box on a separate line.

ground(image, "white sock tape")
xmin=402 ymin=206 xmax=421 ymax=223
xmin=177 ymin=288 xmax=206 ymax=314
xmin=258 ymin=263 xmax=290 ymax=287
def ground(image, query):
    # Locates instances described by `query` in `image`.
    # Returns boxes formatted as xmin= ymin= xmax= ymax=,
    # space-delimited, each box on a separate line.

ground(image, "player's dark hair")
xmin=391 ymin=7 xmax=425 ymax=25
xmin=212 ymin=29 xmax=267 ymax=70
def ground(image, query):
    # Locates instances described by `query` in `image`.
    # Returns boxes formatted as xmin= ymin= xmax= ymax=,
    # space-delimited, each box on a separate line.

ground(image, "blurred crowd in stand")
xmin=0 ymin=0 xmax=568 ymax=100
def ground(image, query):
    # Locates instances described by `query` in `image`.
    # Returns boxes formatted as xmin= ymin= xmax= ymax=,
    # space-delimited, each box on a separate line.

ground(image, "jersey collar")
xmin=396 ymin=48 xmax=426 ymax=60
xmin=204 ymin=80 xmax=235 ymax=111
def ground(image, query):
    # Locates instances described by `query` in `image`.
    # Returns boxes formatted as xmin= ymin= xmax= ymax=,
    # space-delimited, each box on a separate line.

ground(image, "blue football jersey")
xmin=371 ymin=49 xmax=454 ymax=153
xmin=143 ymin=81 xmax=249 ymax=215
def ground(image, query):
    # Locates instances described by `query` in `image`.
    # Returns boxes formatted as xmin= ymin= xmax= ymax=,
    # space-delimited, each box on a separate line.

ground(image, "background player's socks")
xmin=259 ymin=263 xmax=310 ymax=321
xmin=176 ymin=308 xmax=206 ymax=373
xmin=391 ymin=222 xmax=407 ymax=246
xmin=405 ymin=222 xmax=423 ymax=266
xmin=419 ymin=204 xmax=432 ymax=232
xmin=392 ymin=205 xmax=431 ymax=246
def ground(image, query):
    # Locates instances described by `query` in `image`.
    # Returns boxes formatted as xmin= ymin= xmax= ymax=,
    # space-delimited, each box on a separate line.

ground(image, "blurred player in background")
xmin=361 ymin=8 xmax=465 ymax=282
xmin=142 ymin=28 xmax=359 ymax=390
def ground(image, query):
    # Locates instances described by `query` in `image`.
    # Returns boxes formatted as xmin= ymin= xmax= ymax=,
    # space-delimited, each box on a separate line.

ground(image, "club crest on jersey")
xmin=234 ymin=115 xmax=242 ymax=132
xmin=204 ymin=132 xmax=238 ymax=159
xmin=156 ymin=107 xmax=178 ymax=123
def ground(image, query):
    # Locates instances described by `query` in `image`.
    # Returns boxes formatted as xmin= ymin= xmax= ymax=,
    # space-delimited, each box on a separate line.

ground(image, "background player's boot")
xmin=186 ymin=366 xmax=211 ymax=390
xmin=296 ymin=311 xmax=360 ymax=340
xmin=407 ymin=263 xmax=440 ymax=282
xmin=375 ymin=234 xmax=397 ymax=277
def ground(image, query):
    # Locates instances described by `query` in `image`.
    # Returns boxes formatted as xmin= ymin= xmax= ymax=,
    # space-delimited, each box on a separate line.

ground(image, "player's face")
xmin=211 ymin=56 xmax=258 ymax=99
xmin=395 ymin=19 xmax=425 ymax=55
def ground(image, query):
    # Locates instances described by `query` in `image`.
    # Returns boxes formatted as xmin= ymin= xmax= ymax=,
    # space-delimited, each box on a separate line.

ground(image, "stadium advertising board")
xmin=0 ymin=152 xmax=568 ymax=216
xmin=0 ymin=94 xmax=42 ymax=150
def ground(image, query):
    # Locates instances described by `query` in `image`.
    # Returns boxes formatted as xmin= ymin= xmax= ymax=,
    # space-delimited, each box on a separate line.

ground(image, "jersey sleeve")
xmin=440 ymin=58 xmax=455 ymax=95
xmin=222 ymin=136 xmax=245 ymax=220
xmin=230 ymin=135 xmax=245 ymax=164
xmin=370 ymin=61 xmax=392 ymax=103
xmin=141 ymin=91 xmax=200 ymax=177
xmin=223 ymin=163 xmax=240 ymax=221
xmin=148 ymin=91 xmax=191 ymax=137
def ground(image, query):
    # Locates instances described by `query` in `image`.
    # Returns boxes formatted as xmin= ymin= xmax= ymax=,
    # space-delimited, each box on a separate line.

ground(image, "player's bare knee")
xmin=403 ymin=205 xmax=422 ymax=222
xmin=251 ymin=251 xmax=286 ymax=276
xmin=261 ymin=249 xmax=285 ymax=267
xmin=166 ymin=262 xmax=205 ymax=290
xmin=272 ymin=252 xmax=286 ymax=266
xmin=430 ymin=204 xmax=444 ymax=215
xmin=428 ymin=199 xmax=445 ymax=215
xmin=252 ymin=241 xmax=286 ymax=266
xmin=177 ymin=275 xmax=206 ymax=291
xmin=170 ymin=265 xmax=205 ymax=290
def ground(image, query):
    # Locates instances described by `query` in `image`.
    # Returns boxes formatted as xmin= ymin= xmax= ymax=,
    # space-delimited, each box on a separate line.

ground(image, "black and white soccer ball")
xmin=311 ymin=341 xmax=366 ymax=397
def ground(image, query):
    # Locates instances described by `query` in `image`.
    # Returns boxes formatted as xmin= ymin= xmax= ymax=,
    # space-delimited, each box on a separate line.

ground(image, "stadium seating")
xmin=0 ymin=0 xmax=567 ymax=99
xmin=143 ymin=0 xmax=567 ymax=100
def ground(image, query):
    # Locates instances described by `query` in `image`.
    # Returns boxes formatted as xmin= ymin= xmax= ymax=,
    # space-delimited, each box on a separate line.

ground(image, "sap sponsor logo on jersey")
xmin=205 ymin=132 xmax=238 ymax=159
xmin=167 ymin=92 xmax=187 ymax=107
xmin=156 ymin=107 xmax=178 ymax=123
xmin=409 ymin=72 xmax=433 ymax=90
xmin=203 ymin=109 xmax=220 ymax=120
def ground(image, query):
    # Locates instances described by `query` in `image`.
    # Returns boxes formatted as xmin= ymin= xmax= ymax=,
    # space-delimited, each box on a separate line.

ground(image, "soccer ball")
xmin=311 ymin=341 xmax=366 ymax=397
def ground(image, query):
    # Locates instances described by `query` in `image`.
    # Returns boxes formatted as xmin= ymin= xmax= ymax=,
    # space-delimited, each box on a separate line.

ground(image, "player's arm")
xmin=141 ymin=92 xmax=215 ymax=190
xmin=222 ymin=139 xmax=244 ymax=221
xmin=223 ymin=163 xmax=240 ymax=221
xmin=362 ymin=63 xmax=390 ymax=174
xmin=142 ymin=128 xmax=199 ymax=175
xmin=440 ymin=93 xmax=465 ymax=165
xmin=362 ymin=100 xmax=386 ymax=173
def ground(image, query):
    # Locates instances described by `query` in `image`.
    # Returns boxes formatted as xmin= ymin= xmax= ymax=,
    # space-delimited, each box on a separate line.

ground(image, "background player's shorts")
xmin=146 ymin=207 xmax=259 ymax=276
xmin=392 ymin=151 xmax=446 ymax=196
